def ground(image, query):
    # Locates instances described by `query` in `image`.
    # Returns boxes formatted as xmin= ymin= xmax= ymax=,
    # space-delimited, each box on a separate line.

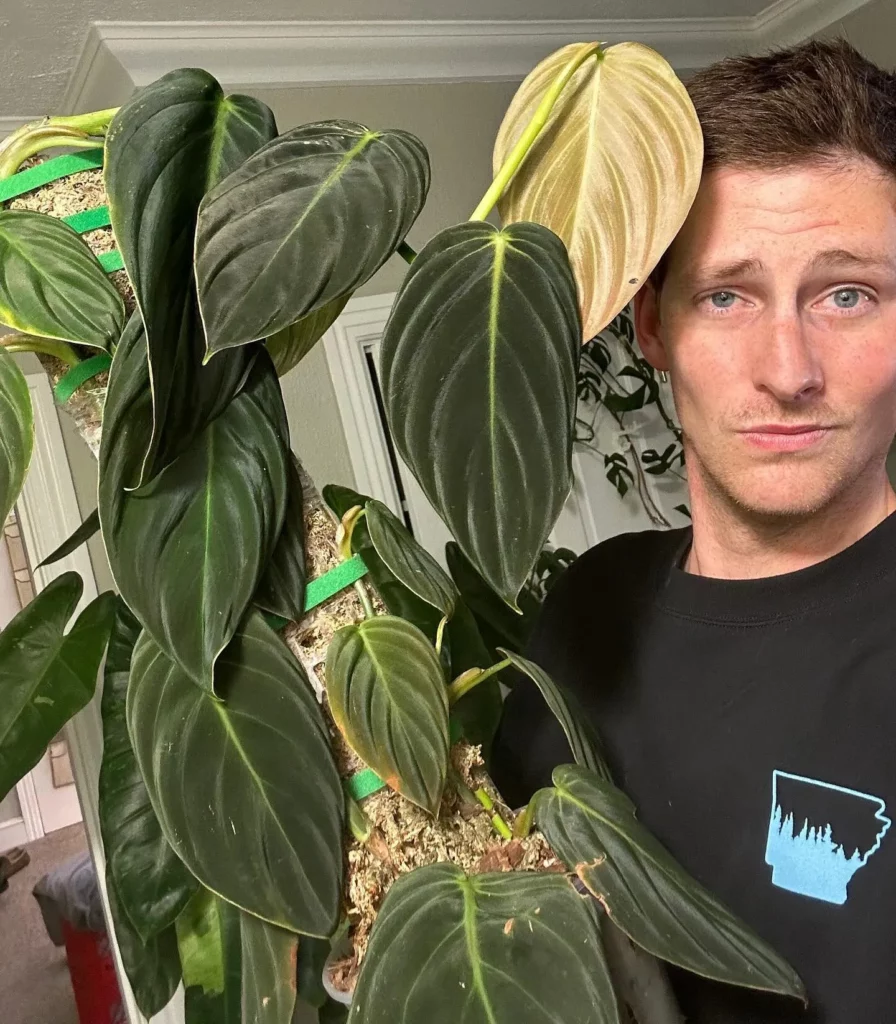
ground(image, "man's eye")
xmin=709 ymin=291 xmax=737 ymax=309
xmin=829 ymin=288 xmax=863 ymax=309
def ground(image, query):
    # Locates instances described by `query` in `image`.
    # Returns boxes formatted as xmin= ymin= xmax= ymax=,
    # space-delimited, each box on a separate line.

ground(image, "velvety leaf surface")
xmin=254 ymin=457 xmax=306 ymax=621
xmin=380 ymin=221 xmax=580 ymax=607
xmin=127 ymin=611 xmax=344 ymax=936
xmin=0 ymin=210 xmax=124 ymax=348
xmin=351 ymin=862 xmax=620 ymax=1024
xmin=266 ymin=294 xmax=351 ymax=376
xmin=99 ymin=319 xmax=288 ymax=691
xmin=494 ymin=42 xmax=703 ymax=339
xmin=326 ymin=615 xmax=449 ymax=814
xmin=107 ymin=876 xmax=181 ymax=1019
xmin=500 ymin=650 xmax=609 ymax=780
xmin=365 ymin=499 xmax=456 ymax=617
xmin=240 ymin=909 xmax=299 ymax=1024
xmin=0 ymin=573 xmax=115 ymax=799
xmin=37 ymin=508 xmax=99 ymax=568
xmin=99 ymin=598 xmax=198 ymax=942
xmin=196 ymin=120 xmax=429 ymax=355
xmin=533 ymin=765 xmax=806 ymax=1000
xmin=105 ymin=68 xmax=277 ymax=478
xmin=0 ymin=344 xmax=32 ymax=527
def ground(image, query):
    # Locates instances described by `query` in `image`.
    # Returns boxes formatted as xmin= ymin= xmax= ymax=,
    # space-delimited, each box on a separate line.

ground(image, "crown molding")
xmin=61 ymin=0 xmax=874 ymax=113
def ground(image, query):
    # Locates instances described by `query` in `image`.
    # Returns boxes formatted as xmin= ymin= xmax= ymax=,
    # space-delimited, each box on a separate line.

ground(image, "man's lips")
xmin=737 ymin=423 xmax=834 ymax=452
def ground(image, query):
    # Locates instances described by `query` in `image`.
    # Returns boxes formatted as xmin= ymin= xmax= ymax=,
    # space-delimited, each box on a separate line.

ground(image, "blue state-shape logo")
xmin=765 ymin=770 xmax=890 ymax=905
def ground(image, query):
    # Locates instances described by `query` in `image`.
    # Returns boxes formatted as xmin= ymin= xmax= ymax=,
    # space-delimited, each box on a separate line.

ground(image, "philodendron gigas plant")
xmin=0 ymin=41 xmax=807 ymax=1024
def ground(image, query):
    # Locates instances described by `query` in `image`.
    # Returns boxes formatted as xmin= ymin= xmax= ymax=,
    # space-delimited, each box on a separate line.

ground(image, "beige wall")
xmin=251 ymin=80 xmax=518 ymax=491
xmin=816 ymin=0 xmax=896 ymax=67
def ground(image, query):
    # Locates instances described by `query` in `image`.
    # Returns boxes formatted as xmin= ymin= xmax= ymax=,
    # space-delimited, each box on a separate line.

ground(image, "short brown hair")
xmin=651 ymin=39 xmax=896 ymax=288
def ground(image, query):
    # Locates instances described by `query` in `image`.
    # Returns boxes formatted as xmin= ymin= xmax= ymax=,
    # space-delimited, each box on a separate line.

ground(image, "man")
xmin=493 ymin=39 xmax=896 ymax=1024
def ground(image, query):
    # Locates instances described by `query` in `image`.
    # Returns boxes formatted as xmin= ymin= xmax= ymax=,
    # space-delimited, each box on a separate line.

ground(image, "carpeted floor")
xmin=0 ymin=823 xmax=87 ymax=1024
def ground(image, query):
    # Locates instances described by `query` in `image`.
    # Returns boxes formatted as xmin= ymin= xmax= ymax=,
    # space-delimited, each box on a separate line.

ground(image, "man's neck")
xmin=685 ymin=471 xmax=896 ymax=580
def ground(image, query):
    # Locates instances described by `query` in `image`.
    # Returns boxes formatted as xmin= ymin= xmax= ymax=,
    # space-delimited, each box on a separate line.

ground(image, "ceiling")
xmin=0 ymin=0 xmax=869 ymax=120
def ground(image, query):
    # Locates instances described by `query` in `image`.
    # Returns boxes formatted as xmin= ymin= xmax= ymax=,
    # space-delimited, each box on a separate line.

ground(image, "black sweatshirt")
xmin=492 ymin=514 xmax=896 ymax=1024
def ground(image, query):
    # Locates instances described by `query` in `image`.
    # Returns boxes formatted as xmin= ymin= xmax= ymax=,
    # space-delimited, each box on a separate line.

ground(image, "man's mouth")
xmin=738 ymin=424 xmax=833 ymax=452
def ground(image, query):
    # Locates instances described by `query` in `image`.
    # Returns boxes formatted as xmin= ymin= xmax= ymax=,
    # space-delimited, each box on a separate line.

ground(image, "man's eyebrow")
xmin=807 ymin=248 xmax=896 ymax=272
xmin=683 ymin=257 xmax=764 ymax=286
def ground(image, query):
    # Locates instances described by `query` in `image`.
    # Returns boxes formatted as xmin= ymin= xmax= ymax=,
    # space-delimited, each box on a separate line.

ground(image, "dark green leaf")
xmin=266 ymin=295 xmax=351 ymax=377
xmin=178 ymin=889 xmax=242 ymax=1024
xmin=380 ymin=221 xmax=580 ymax=608
xmin=365 ymin=499 xmax=456 ymax=617
xmin=296 ymin=935 xmax=330 ymax=1010
xmin=500 ymin=650 xmax=609 ymax=781
xmin=107 ymin=876 xmax=181 ymax=1019
xmin=0 ymin=573 xmax=115 ymax=799
xmin=128 ymin=611 xmax=344 ymax=936
xmin=322 ymin=484 xmax=444 ymax=644
xmin=0 ymin=345 xmax=32 ymax=526
xmin=254 ymin=457 xmax=306 ymax=621
xmin=352 ymin=862 xmax=620 ymax=1024
xmin=533 ymin=765 xmax=806 ymax=1001
xmin=36 ymin=509 xmax=99 ymax=568
xmin=441 ymin=598 xmax=503 ymax=757
xmin=327 ymin=616 xmax=448 ymax=814
xmin=446 ymin=541 xmax=530 ymax=656
xmin=99 ymin=598 xmax=198 ymax=942
xmin=196 ymin=120 xmax=429 ymax=356
xmin=319 ymin=1001 xmax=350 ymax=1024
xmin=0 ymin=210 xmax=124 ymax=348
xmin=99 ymin=320 xmax=289 ymax=691
xmin=240 ymin=909 xmax=299 ymax=1024
xmin=105 ymin=68 xmax=277 ymax=478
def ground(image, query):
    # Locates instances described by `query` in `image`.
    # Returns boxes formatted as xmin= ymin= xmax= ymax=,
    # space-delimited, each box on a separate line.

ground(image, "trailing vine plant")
xmin=0 ymin=41 xmax=805 ymax=1024
xmin=577 ymin=305 xmax=689 ymax=527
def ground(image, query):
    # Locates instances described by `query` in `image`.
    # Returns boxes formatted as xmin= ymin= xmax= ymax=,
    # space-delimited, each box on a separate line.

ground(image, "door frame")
xmin=17 ymin=370 xmax=182 ymax=1024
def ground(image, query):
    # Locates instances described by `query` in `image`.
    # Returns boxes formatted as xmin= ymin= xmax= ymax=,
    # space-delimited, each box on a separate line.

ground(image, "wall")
xmin=815 ymin=0 xmax=896 ymax=67
xmin=251 ymin=80 xmax=518 ymax=491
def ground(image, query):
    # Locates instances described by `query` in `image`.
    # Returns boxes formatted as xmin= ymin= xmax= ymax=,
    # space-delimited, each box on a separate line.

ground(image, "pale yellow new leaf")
xmin=494 ymin=41 xmax=703 ymax=341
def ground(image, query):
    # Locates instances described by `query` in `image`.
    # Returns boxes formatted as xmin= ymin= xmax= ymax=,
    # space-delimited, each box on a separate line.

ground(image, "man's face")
xmin=635 ymin=157 xmax=896 ymax=519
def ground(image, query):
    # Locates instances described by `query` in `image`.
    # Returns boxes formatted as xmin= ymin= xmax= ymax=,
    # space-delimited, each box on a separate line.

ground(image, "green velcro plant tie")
xmin=0 ymin=148 xmax=105 ymax=204
xmin=54 ymin=353 xmax=113 ymax=404
xmin=98 ymin=250 xmax=124 ymax=273
xmin=304 ymin=554 xmax=368 ymax=611
xmin=345 ymin=769 xmax=385 ymax=802
xmin=62 ymin=205 xmax=111 ymax=234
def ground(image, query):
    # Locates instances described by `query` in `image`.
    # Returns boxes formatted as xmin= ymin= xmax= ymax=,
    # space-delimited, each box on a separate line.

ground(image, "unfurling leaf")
xmin=494 ymin=42 xmax=703 ymax=339
xmin=105 ymin=67 xmax=277 ymax=478
xmin=0 ymin=345 xmax=32 ymax=526
xmin=127 ymin=612 xmax=344 ymax=937
xmin=99 ymin=319 xmax=288 ymax=692
xmin=499 ymin=649 xmax=609 ymax=780
xmin=365 ymin=499 xmax=457 ymax=618
xmin=351 ymin=863 xmax=620 ymax=1024
xmin=0 ymin=573 xmax=115 ymax=800
xmin=533 ymin=765 xmax=806 ymax=1001
xmin=99 ymin=599 xmax=198 ymax=943
xmin=37 ymin=509 xmax=100 ymax=568
xmin=196 ymin=121 xmax=429 ymax=356
xmin=0 ymin=211 xmax=124 ymax=348
xmin=266 ymin=294 xmax=351 ymax=376
xmin=380 ymin=221 xmax=580 ymax=608
xmin=327 ymin=616 xmax=449 ymax=814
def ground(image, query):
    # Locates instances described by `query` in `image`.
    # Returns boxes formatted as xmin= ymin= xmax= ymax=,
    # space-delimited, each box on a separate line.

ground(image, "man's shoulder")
xmin=557 ymin=526 xmax=688 ymax=596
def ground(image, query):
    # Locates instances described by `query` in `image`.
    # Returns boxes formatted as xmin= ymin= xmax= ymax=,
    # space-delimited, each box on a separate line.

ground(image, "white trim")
xmin=16 ymin=373 xmax=181 ymax=1024
xmin=322 ymin=293 xmax=404 ymax=515
xmin=62 ymin=1 xmax=872 ymax=111
xmin=15 ymin=770 xmax=44 ymax=842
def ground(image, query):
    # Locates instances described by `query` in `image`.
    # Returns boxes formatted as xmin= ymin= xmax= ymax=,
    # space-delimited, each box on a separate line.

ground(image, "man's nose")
xmin=753 ymin=313 xmax=823 ymax=403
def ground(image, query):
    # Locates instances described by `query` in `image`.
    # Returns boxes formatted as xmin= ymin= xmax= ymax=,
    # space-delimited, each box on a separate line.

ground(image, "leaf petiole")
xmin=1 ymin=333 xmax=80 ymax=366
xmin=447 ymin=657 xmax=512 ymax=704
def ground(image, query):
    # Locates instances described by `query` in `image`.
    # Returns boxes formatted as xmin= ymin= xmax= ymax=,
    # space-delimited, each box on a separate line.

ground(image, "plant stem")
xmin=435 ymin=615 xmax=448 ymax=656
xmin=346 ymin=796 xmax=372 ymax=843
xmin=353 ymin=581 xmax=375 ymax=620
xmin=469 ymin=43 xmax=603 ymax=222
xmin=1 ymin=335 xmax=80 ymax=366
xmin=447 ymin=657 xmax=512 ymax=704
xmin=0 ymin=108 xmax=119 ymax=180
xmin=396 ymin=240 xmax=417 ymax=264
xmin=474 ymin=787 xmax=513 ymax=840
xmin=513 ymin=802 xmax=536 ymax=839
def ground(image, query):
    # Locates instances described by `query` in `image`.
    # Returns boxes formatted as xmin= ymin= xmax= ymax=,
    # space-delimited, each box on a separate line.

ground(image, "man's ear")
xmin=633 ymin=282 xmax=670 ymax=373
